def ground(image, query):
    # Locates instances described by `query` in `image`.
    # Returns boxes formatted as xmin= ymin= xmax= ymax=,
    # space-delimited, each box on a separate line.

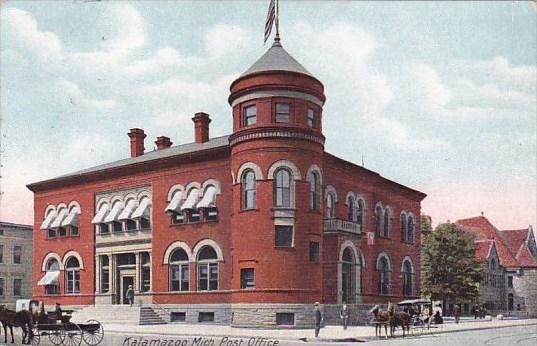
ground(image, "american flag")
xmin=264 ymin=0 xmax=276 ymax=43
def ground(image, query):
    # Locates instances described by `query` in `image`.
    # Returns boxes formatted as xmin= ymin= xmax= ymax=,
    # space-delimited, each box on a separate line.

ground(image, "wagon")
xmin=16 ymin=300 xmax=104 ymax=346
xmin=396 ymin=299 xmax=435 ymax=336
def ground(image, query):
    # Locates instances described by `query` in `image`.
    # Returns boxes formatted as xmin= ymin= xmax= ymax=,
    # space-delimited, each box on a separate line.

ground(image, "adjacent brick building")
xmin=27 ymin=37 xmax=426 ymax=327
xmin=456 ymin=216 xmax=537 ymax=317
xmin=0 ymin=221 xmax=33 ymax=308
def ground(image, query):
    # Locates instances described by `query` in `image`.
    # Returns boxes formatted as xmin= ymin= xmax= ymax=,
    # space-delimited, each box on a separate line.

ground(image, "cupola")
xmin=228 ymin=38 xmax=326 ymax=145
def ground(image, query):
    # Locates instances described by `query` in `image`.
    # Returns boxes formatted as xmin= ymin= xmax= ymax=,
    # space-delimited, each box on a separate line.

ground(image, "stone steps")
xmin=139 ymin=307 xmax=167 ymax=325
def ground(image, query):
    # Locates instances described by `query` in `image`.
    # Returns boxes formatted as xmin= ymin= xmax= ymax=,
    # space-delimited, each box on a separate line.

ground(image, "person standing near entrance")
xmin=314 ymin=302 xmax=323 ymax=338
xmin=126 ymin=285 xmax=134 ymax=307
xmin=340 ymin=302 xmax=350 ymax=330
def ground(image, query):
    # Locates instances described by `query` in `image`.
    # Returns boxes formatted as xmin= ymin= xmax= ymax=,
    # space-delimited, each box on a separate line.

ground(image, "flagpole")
xmin=275 ymin=0 xmax=280 ymax=41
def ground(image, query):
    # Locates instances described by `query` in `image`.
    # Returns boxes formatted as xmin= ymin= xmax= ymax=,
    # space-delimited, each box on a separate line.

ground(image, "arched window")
xmin=197 ymin=246 xmax=218 ymax=291
xmin=326 ymin=193 xmax=335 ymax=219
xmin=407 ymin=215 xmax=415 ymax=243
xmin=383 ymin=207 xmax=392 ymax=237
xmin=242 ymin=170 xmax=256 ymax=210
xmin=45 ymin=258 xmax=60 ymax=295
xmin=169 ymin=249 xmax=189 ymax=292
xmin=375 ymin=205 xmax=384 ymax=235
xmin=65 ymin=257 xmax=80 ymax=294
xmin=402 ymin=259 xmax=414 ymax=297
xmin=357 ymin=198 xmax=366 ymax=230
xmin=310 ymin=171 xmax=321 ymax=211
xmin=348 ymin=198 xmax=356 ymax=222
xmin=400 ymin=213 xmax=408 ymax=242
xmin=274 ymin=168 xmax=292 ymax=208
xmin=342 ymin=248 xmax=357 ymax=304
xmin=377 ymin=255 xmax=390 ymax=295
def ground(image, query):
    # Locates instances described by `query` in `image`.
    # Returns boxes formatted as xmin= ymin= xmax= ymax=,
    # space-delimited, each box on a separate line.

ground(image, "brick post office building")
xmin=28 ymin=38 xmax=426 ymax=327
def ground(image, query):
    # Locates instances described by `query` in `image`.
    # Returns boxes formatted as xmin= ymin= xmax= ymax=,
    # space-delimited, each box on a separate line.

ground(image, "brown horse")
xmin=0 ymin=306 xmax=35 ymax=344
xmin=369 ymin=305 xmax=392 ymax=338
xmin=388 ymin=305 xmax=411 ymax=337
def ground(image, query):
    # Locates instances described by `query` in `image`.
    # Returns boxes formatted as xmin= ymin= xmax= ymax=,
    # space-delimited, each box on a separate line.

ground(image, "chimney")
xmin=155 ymin=136 xmax=173 ymax=150
xmin=192 ymin=112 xmax=211 ymax=144
xmin=127 ymin=128 xmax=146 ymax=158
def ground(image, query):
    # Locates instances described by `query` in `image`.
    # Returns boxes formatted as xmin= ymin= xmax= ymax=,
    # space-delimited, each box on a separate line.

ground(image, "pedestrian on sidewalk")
xmin=472 ymin=304 xmax=479 ymax=320
xmin=126 ymin=285 xmax=134 ymax=307
xmin=340 ymin=302 xmax=350 ymax=330
xmin=314 ymin=302 xmax=323 ymax=338
xmin=454 ymin=304 xmax=461 ymax=324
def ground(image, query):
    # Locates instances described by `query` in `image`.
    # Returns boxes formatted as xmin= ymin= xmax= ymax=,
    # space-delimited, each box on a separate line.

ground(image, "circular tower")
xmin=229 ymin=38 xmax=327 ymax=328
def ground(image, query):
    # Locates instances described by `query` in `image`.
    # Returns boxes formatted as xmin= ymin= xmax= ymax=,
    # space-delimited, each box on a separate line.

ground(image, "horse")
xmin=388 ymin=304 xmax=411 ymax=337
xmin=369 ymin=304 xmax=392 ymax=338
xmin=0 ymin=306 xmax=35 ymax=344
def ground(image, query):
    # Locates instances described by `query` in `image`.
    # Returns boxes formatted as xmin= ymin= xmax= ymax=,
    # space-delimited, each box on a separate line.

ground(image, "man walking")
xmin=314 ymin=302 xmax=323 ymax=338
xmin=453 ymin=304 xmax=461 ymax=324
xmin=126 ymin=285 xmax=134 ymax=307
xmin=340 ymin=302 xmax=350 ymax=330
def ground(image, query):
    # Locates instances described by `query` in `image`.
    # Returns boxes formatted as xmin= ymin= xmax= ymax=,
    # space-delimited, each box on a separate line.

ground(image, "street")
xmin=365 ymin=325 xmax=537 ymax=346
xmin=1 ymin=324 xmax=536 ymax=346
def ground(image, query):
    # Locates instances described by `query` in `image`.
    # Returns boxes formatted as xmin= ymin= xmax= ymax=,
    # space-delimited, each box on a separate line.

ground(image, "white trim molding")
xmin=41 ymin=252 xmax=64 ymax=271
xmin=192 ymin=239 xmax=224 ymax=262
xmin=62 ymin=250 xmax=84 ymax=270
xmin=267 ymin=160 xmax=302 ymax=181
xmin=236 ymin=162 xmax=264 ymax=183
xmin=163 ymin=241 xmax=193 ymax=264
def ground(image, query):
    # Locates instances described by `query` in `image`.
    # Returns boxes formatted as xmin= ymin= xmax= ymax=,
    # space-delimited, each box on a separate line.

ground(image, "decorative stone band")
xmin=230 ymin=89 xmax=324 ymax=107
xmin=230 ymin=128 xmax=325 ymax=146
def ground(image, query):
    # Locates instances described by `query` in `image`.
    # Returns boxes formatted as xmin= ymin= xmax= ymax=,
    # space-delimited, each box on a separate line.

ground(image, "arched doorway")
xmin=341 ymin=247 xmax=360 ymax=304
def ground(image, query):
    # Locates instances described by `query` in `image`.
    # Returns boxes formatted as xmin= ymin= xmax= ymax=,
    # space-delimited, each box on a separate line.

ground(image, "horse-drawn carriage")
xmin=370 ymin=299 xmax=442 ymax=338
xmin=15 ymin=299 xmax=104 ymax=346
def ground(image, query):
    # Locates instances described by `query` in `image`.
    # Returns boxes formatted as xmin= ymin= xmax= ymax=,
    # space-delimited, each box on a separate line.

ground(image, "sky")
xmin=1 ymin=1 xmax=536 ymax=231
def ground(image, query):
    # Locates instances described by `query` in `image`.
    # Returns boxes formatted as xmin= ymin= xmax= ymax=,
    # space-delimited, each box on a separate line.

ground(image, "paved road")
xmin=364 ymin=325 xmax=537 ymax=345
xmin=1 ymin=324 xmax=536 ymax=346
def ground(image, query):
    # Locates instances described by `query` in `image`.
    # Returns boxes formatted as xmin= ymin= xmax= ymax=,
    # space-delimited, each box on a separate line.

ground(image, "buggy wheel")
xmin=48 ymin=328 xmax=65 ymax=345
xmin=62 ymin=322 xmax=82 ymax=346
xmin=31 ymin=327 xmax=41 ymax=346
xmin=82 ymin=320 xmax=104 ymax=346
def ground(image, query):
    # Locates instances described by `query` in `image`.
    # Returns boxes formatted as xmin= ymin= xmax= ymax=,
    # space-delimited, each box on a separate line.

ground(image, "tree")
xmin=421 ymin=222 xmax=484 ymax=304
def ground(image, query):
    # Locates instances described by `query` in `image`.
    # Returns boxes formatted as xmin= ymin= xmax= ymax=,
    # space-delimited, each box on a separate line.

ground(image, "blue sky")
xmin=1 ymin=1 xmax=536 ymax=230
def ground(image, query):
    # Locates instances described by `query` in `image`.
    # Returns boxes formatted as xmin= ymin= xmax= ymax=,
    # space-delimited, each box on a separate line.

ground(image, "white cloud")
xmin=56 ymin=79 xmax=117 ymax=110
xmin=1 ymin=7 xmax=62 ymax=57
xmin=98 ymin=3 xmax=146 ymax=52
xmin=204 ymin=24 xmax=251 ymax=58
xmin=410 ymin=63 xmax=452 ymax=110
xmin=370 ymin=117 xmax=450 ymax=150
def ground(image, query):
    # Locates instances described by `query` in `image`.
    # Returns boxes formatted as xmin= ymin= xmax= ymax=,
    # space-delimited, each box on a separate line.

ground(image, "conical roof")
xmin=240 ymin=39 xmax=315 ymax=78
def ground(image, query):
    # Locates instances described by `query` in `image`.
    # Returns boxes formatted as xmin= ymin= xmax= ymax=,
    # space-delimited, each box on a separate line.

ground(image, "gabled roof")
xmin=240 ymin=39 xmax=315 ymax=79
xmin=456 ymin=216 xmax=535 ymax=268
xmin=499 ymin=229 xmax=529 ymax=256
xmin=515 ymin=245 xmax=537 ymax=267
xmin=474 ymin=240 xmax=494 ymax=262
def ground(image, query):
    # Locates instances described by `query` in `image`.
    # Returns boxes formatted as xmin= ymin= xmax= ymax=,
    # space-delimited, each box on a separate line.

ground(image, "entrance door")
xmin=121 ymin=276 xmax=134 ymax=305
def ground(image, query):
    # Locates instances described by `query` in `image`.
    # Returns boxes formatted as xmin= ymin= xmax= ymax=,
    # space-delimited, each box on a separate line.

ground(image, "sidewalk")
xmin=104 ymin=318 xmax=537 ymax=341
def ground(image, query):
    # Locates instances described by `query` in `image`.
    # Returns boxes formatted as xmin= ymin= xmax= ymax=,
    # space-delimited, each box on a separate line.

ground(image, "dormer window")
xmin=275 ymin=103 xmax=290 ymax=123
xmin=307 ymin=108 xmax=316 ymax=128
xmin=243 ymin=105 xmax=257 ymax=126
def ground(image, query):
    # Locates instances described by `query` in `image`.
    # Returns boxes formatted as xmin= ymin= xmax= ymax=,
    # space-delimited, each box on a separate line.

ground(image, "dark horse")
xmin=369 ymin=304 xmax=392 ymax=338
xmin=0 ymin=306 xmax=35 ymax=344
xmin=388 ymin=304 xmax=412 ymax=337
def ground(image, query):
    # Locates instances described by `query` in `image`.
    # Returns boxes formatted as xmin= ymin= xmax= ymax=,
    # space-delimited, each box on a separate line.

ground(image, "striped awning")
xmin=165 ymin=191 xmax=184 ymax=214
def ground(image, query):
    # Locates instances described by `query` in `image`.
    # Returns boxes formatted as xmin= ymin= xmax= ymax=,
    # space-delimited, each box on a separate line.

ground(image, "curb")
xmin=359 ymin=321 xmax=537 ymax=341
xmin=105 ymin=321 xmax=537 ymax=342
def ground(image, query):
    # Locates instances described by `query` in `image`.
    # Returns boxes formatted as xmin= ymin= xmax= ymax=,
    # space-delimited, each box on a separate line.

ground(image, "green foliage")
xmin=421 ymin=222 xmax=484 ymax=302
xmin=420 ymin=215 xmax=432 ymax=236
